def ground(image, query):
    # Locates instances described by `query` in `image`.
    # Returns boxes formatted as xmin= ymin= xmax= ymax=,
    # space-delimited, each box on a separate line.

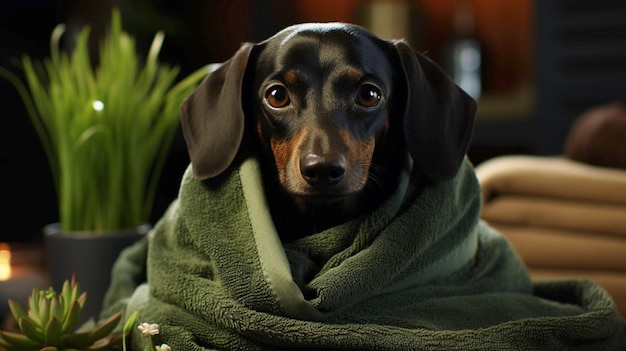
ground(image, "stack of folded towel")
xmin=477 ymin=155 xmax=626 ymax=317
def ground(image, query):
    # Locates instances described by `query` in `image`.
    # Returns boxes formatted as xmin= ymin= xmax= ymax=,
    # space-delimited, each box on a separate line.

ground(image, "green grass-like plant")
xmin=0 ymin=9 xmax=208 ymax=231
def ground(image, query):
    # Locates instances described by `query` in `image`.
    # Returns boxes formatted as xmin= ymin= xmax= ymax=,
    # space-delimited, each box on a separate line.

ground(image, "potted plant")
xmin=0 ymin=9 xmax=207 ymax=321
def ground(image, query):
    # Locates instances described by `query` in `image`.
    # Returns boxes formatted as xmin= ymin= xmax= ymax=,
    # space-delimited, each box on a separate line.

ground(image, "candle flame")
xmin=0 ymin=243 xmax=11 ymax=281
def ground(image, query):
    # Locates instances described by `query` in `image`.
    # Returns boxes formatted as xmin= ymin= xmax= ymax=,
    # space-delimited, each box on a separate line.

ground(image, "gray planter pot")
xmin=44 ymin=223 xmax=149 ymax=324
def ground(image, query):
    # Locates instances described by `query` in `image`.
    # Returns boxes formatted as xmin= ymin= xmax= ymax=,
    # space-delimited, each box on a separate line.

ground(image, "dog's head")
xmin=181 ymin=23 xmax=476 ymax=203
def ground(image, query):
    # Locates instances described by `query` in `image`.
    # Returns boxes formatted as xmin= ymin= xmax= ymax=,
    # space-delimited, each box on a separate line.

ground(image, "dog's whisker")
xmin=365 ymin=163 xmax=390 ymax=191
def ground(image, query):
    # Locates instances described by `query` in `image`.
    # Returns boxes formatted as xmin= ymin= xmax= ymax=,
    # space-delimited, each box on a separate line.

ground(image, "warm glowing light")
xmin=92 ymin=100 xmax=105 ymax=111
xmin=0 ymin=243 xmax=11 ymax=281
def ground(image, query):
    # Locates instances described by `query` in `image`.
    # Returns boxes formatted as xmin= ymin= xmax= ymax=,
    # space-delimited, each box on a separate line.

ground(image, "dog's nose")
xmin=300 ymin=153 xmax=346 ymax=187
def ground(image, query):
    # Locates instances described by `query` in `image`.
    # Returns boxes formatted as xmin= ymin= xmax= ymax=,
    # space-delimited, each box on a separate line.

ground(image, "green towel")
xmin=102 ymin=150 xmax=626 ymax=350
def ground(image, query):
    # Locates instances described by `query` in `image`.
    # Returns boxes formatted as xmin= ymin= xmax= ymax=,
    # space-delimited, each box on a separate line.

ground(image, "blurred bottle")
xmin=443 ymin=0 xmax=482 ymax=100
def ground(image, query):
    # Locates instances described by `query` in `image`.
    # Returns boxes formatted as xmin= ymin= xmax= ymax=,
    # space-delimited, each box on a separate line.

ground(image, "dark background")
xmin=2 ymin=0 xmax=625 ymax=242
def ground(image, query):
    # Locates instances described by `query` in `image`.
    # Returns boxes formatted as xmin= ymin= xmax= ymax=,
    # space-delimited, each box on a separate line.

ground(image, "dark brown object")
xmin=564 ymin=101 xmax=626 ymax=169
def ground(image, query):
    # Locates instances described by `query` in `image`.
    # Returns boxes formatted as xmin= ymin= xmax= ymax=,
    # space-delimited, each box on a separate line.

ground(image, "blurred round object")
xmin=564 ymin=101 xmax=626 ymax=169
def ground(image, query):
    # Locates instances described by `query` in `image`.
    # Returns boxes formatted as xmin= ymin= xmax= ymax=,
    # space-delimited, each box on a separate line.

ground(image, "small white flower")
xmin=156 ymin=344 xmax=171 ymax=351
xmin=138 ymin=322 xmax=160 ymax=336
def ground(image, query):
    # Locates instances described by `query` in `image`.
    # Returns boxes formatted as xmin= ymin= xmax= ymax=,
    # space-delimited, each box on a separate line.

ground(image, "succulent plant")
xmin=0 ymin=276 xmax=125 ymax=351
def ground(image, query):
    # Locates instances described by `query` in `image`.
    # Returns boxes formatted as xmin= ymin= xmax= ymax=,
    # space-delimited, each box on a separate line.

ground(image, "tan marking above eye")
xmin=346 ymin=68 xmax=363 ymax=84
xmin=284 ymin=70 xmax=298 ymax=86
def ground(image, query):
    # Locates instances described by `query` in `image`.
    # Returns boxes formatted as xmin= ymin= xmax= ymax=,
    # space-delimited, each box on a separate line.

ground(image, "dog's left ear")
xmin=180 ymin=42 xmax=255 ymax=180
xmin=393 ymin=40 xmax=476 ymax=181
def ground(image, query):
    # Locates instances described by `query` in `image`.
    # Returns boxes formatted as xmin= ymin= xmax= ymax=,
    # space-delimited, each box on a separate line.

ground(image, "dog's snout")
xmin=300 ymin=153 xmax=346 ymax=187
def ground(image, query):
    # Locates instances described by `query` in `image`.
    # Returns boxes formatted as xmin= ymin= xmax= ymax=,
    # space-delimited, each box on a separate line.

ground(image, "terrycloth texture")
xmin=476 ymin=155 xmax=626 ymax=317
xmin=103 ymin=153 xmax=626 ymax=350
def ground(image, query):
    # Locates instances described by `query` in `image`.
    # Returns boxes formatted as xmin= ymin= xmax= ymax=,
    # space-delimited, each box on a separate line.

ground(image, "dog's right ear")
xmin=180 ymin=43 xmax=255 ymax=180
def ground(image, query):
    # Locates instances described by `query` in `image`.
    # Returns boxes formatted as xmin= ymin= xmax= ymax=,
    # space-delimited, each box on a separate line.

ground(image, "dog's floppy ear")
xmin=393 ymin=40 xmax=476 ymax=181
xmin=180 ymin=42 xmax=255 ymax=180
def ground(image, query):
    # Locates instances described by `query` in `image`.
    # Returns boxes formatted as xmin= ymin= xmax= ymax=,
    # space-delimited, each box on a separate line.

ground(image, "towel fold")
xmin=485 ymin=223 xmax=626 ymax=271
xmin=477 ymin=155 xmax=626 ymax=206
xmin=102 ymin=151 xmax=626 ymax=350
xmin=482 ymin=196 xmax=626 ymax=237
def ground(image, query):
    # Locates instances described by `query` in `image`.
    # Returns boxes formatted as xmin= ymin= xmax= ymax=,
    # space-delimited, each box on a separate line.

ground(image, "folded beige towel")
xmin=477 ymin=155 xmax=626 ymax=207
xmin=483 ymin=196 xmax=626 ymax=236
xmin=486 ymin=223 xmax=626 ymax=271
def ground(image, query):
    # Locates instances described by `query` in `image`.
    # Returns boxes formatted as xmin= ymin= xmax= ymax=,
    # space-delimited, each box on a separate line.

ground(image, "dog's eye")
xmin=265 ymin=85 xmax=291 ymax=108
xmin=356 ymin=84 xmax=382 ymax=108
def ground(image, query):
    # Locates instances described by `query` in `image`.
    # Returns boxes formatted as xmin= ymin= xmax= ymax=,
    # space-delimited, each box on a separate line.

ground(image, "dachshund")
xmin=180 ymin=23 xmax=476 ymax=241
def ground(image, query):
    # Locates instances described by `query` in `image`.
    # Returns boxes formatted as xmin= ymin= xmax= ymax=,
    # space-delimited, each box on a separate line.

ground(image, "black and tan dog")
xmin=180 ymin=23 xmax=476 ymax=241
